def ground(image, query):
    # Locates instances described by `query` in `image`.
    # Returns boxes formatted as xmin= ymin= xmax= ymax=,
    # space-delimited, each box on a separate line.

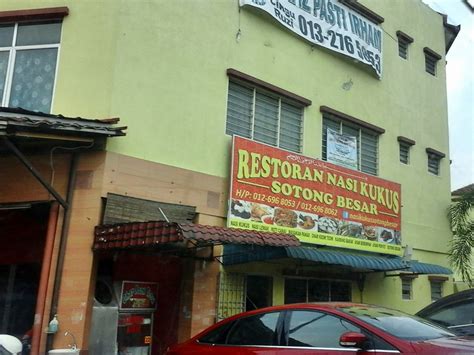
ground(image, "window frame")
xmin=430 ymin=281 xmax=443 ymax=302
xmin=397 ymin=136 xmax=415 ymax=165
xmin=284 ymin=276 xmax=352 ymax=304
xmin=0 ymin=21 xmax=62 ymax=112
xmin=320 ymin=106 xmax=384 ymax=176
xmin=401 ymin=277 xmax=414 ymax=300
xmin=428 ymin=276 xmax=447 ymax=302
xmin=0 ymin=7 xmax=68 ymax=112
xmin=426 ymin=147 xmax=445 ymax=176
xmin=396 ymin=30 xmax=414 ymax=60
xmin=424 ymin=47 xmax=441 ymax=76
xmin=226 ymin=78 xmax=306 ymax=153
xmin=282 ymin=309 xmax=398 ymax=351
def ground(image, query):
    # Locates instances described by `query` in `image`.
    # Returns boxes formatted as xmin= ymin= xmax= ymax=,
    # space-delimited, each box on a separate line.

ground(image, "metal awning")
xmin=93 ymin=220 xmax=301 ymax=251
xmin=222 ymin=245 xmax=452 ymax=275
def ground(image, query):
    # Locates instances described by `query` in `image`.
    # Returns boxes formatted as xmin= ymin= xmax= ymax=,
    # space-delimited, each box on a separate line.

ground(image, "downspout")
xmin=31 ymin=202 xmax=60 ymax=355
xmin=45 ymin=152 xmax=79 ymax=353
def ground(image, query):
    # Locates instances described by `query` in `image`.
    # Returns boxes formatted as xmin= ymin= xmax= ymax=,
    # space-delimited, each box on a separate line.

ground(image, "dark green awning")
xmin=222 ymin=245 xmax=451 ymax=275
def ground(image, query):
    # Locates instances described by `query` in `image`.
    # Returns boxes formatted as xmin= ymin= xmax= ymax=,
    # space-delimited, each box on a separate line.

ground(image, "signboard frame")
xmin=119 ymin=281 xmax=158 ymax=312
xmin=228 ymin=136 xmax=402 ymax=255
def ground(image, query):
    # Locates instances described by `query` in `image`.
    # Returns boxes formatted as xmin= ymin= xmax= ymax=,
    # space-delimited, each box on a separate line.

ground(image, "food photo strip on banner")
xmin=228 ymin=136 xmax=401 ymax=255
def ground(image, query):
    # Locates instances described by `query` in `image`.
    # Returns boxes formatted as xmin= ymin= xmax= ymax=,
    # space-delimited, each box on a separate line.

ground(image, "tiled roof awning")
xmin=93 ymin=221 xmax=301 ymax=251
xmin=222 ymin=245 xmax=452 ymax=275
xmin=0 ymin=106 xmax=126 ymax=139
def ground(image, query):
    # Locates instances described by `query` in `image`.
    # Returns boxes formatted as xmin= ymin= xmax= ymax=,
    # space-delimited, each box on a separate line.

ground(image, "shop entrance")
xmin=0 ymin=203 xmax=50 ymax=340
xmin=91 ymin=253 xmax=182 ymax=355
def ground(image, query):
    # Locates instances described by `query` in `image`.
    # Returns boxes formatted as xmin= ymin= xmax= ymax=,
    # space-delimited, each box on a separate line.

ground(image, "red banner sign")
xmin=228 ymin=136 xmax=402 ymax=255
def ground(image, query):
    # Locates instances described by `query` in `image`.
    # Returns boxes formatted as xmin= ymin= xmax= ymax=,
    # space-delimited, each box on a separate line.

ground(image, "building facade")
xmin=0 ymin=0 xmax=459 ymax=354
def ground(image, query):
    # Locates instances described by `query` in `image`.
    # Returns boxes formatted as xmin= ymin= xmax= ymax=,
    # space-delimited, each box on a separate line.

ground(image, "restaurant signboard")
xmin=228 ymin=136 xmax=402 ymax=255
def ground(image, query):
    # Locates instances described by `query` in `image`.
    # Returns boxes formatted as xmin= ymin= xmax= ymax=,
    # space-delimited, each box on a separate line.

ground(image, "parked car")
xmin=416 ymin=288 xmax=474 ymax=336
xmin=0 ymin=334 xmax=23 ymax=355
xmin=166 ymin=303 xmax=474 ymax=354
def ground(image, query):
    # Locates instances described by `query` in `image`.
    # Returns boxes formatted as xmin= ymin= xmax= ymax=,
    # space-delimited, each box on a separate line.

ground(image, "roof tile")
xmin=93 ymin=220 xmax=300 ymax=251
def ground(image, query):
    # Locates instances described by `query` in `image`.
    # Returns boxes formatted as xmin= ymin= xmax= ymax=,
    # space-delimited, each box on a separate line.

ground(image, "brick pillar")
xmin=189 ymin=258 xmax=220 ymax=337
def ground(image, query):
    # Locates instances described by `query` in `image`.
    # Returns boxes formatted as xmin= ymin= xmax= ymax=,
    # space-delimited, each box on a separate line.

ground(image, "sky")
xmin=422 ymin=0 xmax=474 ymax=191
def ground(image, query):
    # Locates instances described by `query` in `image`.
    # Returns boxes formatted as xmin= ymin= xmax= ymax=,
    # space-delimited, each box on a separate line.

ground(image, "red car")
xmin=166 ymin=303 xmax=474 ymax=354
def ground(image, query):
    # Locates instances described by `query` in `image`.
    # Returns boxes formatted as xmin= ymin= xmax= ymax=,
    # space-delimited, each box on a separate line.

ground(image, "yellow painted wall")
xmin=2 ymin=0 xmax=454 ymax=311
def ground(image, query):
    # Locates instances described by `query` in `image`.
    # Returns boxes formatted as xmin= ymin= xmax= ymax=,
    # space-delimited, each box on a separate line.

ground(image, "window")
xmin=424 ymin=301 xmax=474 ymax=331
xmin=225 ymin=69 xmax=311 ymax=153
xmin=246 ymin=275 xmax=272 ymax=311
xmin=322 ymin=109 xmax=382 ymax=175
xmin=399 ymin=142 xmax=410 ymax=164
xmin=339 ymin=305 xmax=455 ymax=341
xmin=424 ymin=47 xmax=441 ymax=76
xmin=398 ymin=136 xmax=415 ymax=164
xmin=284 ymin=278 xmax=351 ymax=304
xmin=427 ymin=154 xmax=441 ymax=175
xmin=0 ymin=21 xmax=62 ymax=112
xmin=198 ymin=320 xmax=235 ymax=344
xmin=396 ymin=31 xmax=413 ymax=60
xmin=286 ymin=310 xmax=362 ymax=348
xmin=226 ymin=80 xmax=304 ymax=152
xmin=287 ymin=309 xmax=398 ymax=351
xmin=401 ymin=278 xmax=413 ymax=300
xmin=226 ymin=312 xmax=280 ymax=345
xmin=430 ymin=281 xmax=443 ymax=301
xmin=426 ymin=148 xmax=445 ymax=175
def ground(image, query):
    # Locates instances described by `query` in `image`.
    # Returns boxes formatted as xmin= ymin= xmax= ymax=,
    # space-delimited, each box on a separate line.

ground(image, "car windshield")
xmin=338 ymin=305 xmax=456 ymax=341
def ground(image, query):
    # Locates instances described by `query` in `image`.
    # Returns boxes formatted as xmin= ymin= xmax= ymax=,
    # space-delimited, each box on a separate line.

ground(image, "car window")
xmin=286 ymin=310 xmax=360 ymax=348
xmin=226 ymin=311 xmax=280 ymax=345
xmin=198 ymin=320 xmax=235 ymax=344
xmin=426 ymin=301 xmax=474 ymax=327
xmin=339 ymin=305 xmax=455 ymax=341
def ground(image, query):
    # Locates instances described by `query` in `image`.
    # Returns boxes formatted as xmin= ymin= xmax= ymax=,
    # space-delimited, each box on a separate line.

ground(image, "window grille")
xmin=396 ymin=31 xmax=413 ymax=60
xmin=398 ymin=38 xmax=409 ymax=59
xmin=0 ymin=21 xmax=62 ymax=113
xmin=424 ymin=48 xmax=441 ymax=76
xmin=226 ymin=80 xmax=303 ymax=153
xmin=426 ymin=148 xmax=444 ymax=176
xmin=216 ymin=272 xmax=245 ymax=321
xmin=399 ymin=142 xmax=410 ymax=164
xmin=322 ymin=117 xmax=379 ymax=175
xmin=428 ymin=154 xmax=441 ymax=175
xmin=430 ymin=281 xmax=442 ymax=301
xmin=401 ymin=278 xmax=412 ymax=300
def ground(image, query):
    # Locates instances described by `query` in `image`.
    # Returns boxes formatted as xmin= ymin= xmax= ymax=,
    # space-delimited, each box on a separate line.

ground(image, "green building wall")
xmin=3 ymin=0 xmax=454 ymax=311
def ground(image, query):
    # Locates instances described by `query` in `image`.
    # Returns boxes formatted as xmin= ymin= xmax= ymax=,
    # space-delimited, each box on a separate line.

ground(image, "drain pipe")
xmin=31 ymin=202 xmax=60 ymax=355
xmin=45 ymin=152 xmax=79 ymax=353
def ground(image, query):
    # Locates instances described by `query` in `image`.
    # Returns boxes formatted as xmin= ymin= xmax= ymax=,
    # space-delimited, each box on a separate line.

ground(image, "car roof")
xmin=209 ymin=302 xmax=403 ymax=327
xmin=231 ymin=302 xmax=366 ymax=314
xmin=417 ymin=288 xmax=474 ymax=316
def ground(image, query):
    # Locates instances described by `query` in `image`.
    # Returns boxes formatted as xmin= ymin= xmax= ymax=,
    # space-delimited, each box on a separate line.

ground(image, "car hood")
xmin=412 ymin=336 xmax=474 ymax=353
